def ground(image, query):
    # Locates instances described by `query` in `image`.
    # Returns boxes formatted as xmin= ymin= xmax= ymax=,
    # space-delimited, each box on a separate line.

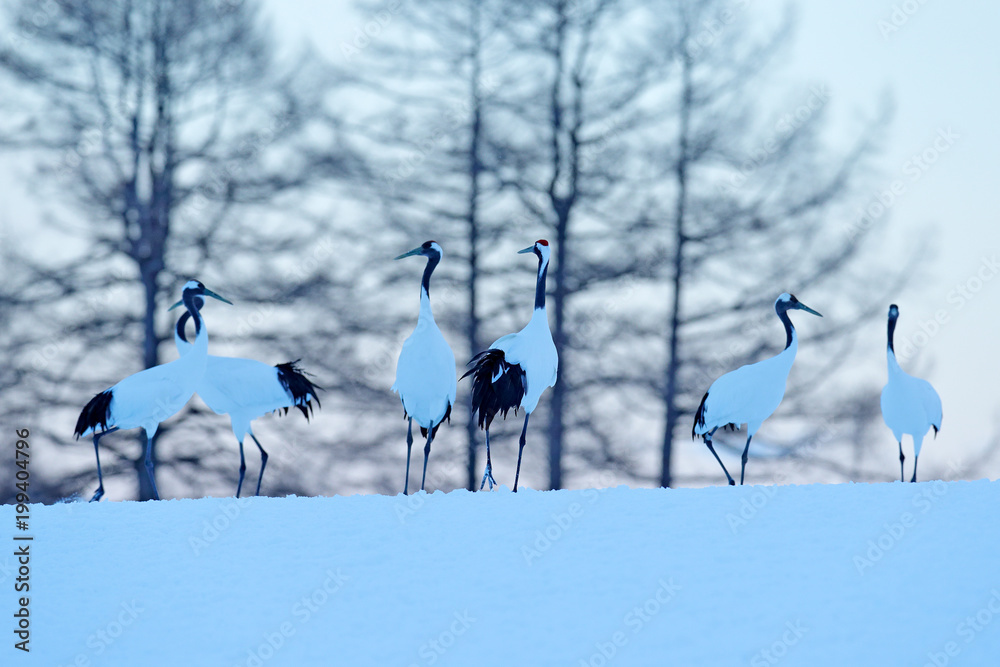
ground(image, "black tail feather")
xmin=692 ymin=392 xmax=709 ymax=439
xmin=275 ymin=360 xmax=322 ymax=420
xmin=461 ymin=349 xmax=525 ymax=430
xmin=692 ymin=391 xmax=737 ymax=438
xmin=75 ymin=390 xmax=114 ymax=438
xmin=419 ymin=402 xmax=452 ymax=439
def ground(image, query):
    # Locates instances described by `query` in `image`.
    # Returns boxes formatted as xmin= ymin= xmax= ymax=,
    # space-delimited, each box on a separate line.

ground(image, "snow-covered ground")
xmin=5 ymin=481 xmax=1000 ymax=666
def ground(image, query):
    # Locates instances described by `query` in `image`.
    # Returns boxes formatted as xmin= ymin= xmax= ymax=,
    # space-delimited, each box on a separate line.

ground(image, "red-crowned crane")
xmin=74 ymin=280 xmax=232 ymax=501
xmin=463 ymin=240 xmax=558 ymax=492
xmin=392 ymin=241 xmax=457 ymax=494
xmin=692 ymin=293 xmax=821 ymax=485
xmin=880 ymin=304 xmax=942 ymax=482
xmin=174 ymin=298 xmax=321 ymax=497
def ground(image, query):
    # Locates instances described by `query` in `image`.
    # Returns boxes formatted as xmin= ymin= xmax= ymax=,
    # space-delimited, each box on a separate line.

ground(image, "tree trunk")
xmin=464 ymin=0 xmax=484 ymax=491
xmin=136 ymin=260 xmax=161 ymax=501
xmin=545 ymin=2 xmax=570 ymax=491
xmin=547 ymin=204 xmax=569 ymax=490
xmin=660 ymin=50 xmax=694 ymax=489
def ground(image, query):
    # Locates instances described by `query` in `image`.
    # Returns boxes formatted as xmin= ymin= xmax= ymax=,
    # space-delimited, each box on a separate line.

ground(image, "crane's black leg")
xmin=513 ymin=413 xmax=531 ymax=493
xmin=236 ymin=439 xmax=247 ymax=498
xmin=480 ymin=429 xmax=496 ymax=491
xmin=420 ymin=429 xmax=434 ymax=492
xmin=898 ymin=442 xmax=905 ymax=483
xmin=144 ymin=435 xmax=159 ymax=501
xmin=705 ymin=429 xmax=735 ymax=486
xmin=910 ymin=454 xmax=919 ymax=483
xmin=404 ymin=418 xmax=413 ymax=495
xmin=250 ymin=433 xmax=268 ymax=497
xmin=90 ymin=427 xmax=119 ymax=502
xmin=740 ymin=434 xmax=753 ymax=485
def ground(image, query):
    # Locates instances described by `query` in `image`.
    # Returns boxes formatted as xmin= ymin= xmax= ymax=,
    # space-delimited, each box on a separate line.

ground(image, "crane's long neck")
xmin=771 ymin=307 xmax=799 ymax=376
xmin=178 ymin=294 xmax=208 ymax=356
xmin=419 ymin=255 xmax=440 ymax=322
xmin=777 ymin=307 xmax=796 ymax=351
xmin=534 ymin=252 xmax=549 ymax=311
xmin=887 ymin=314 xmax=903 ymax=375
xmin=175 ymin=311 xmax=192 ymax=351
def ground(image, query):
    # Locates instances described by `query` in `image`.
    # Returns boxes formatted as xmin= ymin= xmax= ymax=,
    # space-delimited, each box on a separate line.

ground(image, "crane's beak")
xmin=517 ymin=245 xmax=535 ymax=254
xmin=204 ymin=289 xmax=233 ymax=305
xmin=796 ymin=302 xmax=822 ymax=317
xmin=395 ymin=247 xmax=423 ymax=260
xmin=168 ymin=289 xmax=233 ymax=310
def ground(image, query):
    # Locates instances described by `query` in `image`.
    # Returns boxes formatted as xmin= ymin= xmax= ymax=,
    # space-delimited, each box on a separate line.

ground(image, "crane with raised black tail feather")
xmin=692 ymin=293 xmax=821 ymax=485
xmin=880 ymin=304 xmax=942 ymax=483
xmin=392 ymin=241 xmax=457 ymax=494
xmin=74 ymin=280 xmax=232 ymax=501
xmin=175 ymin=298 xmax=321 ymax=497
xmin=463 ymin=240 xmax=558 ymax=492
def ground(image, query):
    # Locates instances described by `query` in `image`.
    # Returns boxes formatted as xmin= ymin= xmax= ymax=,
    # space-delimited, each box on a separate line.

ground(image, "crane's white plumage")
xmin=75 ymin=280 xmax=232 ymax=501
xmin=880 ymin=304 xmax=942 ymax=483
xmin=464 ymin=239 xmax=557 ymax=492
xmin=175 ymin=300 xmax=321 ymax=497
xmin=693 ymin=293 xmax=821 ymax=485
xmin=489 ymin=308 xmax=558 ymax=415
xmin=392 ymin=241 xmax=457 ymax=494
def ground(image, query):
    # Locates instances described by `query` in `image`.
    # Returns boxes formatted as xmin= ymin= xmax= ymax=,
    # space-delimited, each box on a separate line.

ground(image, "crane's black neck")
xmin=421 ymin=253 xmax=440 ymax=299
xmin=176 ymin=296 xmax=205 ymax=342
xmin=887 ymin=313 xmax=898 ymax=353
xmin=534 ymin=252 xmax=548 ymax=310
xmin=777 ymin=306 xmax=795 ymax=349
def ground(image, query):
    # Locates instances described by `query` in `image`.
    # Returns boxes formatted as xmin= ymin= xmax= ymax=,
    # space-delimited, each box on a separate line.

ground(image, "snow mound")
xmin=5 ymin=480 xmax=1000 ymax=666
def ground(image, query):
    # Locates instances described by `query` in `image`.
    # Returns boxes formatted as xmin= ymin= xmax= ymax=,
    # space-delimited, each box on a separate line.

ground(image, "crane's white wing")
xmin=917 ymin=377 xmax=943 ymax=430
xmin=110 ymin=359 xmax=201 ymax=430
xmin=197 ymin=356 xmax=294 ymax=417
xmin=499 ymin=313 xmax=557 ymax=414
xmin=702 ymin=353 xmax=791 ymax=434
xmin=393 ymin=323 xmax=456 ymax=428
xmin=882 ymin=370 xmax=941 ymax=439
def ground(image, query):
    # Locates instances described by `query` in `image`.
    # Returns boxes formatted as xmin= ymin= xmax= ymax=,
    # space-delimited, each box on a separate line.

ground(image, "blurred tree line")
xmin=2 ymin=0 xmax=988 ymax=503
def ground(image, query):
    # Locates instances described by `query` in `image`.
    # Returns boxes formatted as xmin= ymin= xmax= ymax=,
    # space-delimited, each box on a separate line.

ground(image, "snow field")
xmin=3 ymin=479 xmax=999 ymax=666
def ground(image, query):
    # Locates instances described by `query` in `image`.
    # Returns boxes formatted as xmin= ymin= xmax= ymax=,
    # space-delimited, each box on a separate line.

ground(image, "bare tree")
xmin=648 ymin=0 xmax=908 ymax=486
xmin=342 ymin=0 xmax=519 ymax=490
xmin=0 ymin=0 xmax=354 ymax=500
xmin=492 ymin=0 xmax=668 ymax=489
